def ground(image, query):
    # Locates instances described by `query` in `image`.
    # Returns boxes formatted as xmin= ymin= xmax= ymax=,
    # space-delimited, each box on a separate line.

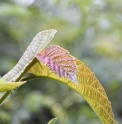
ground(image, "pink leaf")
xmin=36 ymin=45 xmax=78 ymax=84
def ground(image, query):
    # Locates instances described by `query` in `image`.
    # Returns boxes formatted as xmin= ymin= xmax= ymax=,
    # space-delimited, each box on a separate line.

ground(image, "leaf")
xmin=2 ymin=29 xmax=57 ymax=82
xmin=0 ymin=29 xmax=57 ymax=105
xmin=28 ymin=46 xmax=117 ymax=124
xmin=48 ymin=117 xmax=58 ymax=124
xmin=36 ymin=45 xmax=78 ymax=84
xmin=0 ymin=78 xmax=25 ymax=92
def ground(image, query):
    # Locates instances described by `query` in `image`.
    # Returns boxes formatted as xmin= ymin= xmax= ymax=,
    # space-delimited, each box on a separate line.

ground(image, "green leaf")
xmin=0 ymin=78 xmax=25 ymax=92
xmin=28 ymin=46 xmax=118 ymax=124
xmin=48 ymin=117 xmax=58 ymax=124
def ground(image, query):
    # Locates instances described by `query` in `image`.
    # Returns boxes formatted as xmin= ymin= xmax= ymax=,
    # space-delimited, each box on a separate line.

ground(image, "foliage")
xmin=28 ymin=46 xmax=117 ymax=124
xmin=0 ymin=30 xmax=117 ymax=124
xmin=0 ymin=0 xmax=122 ymax=124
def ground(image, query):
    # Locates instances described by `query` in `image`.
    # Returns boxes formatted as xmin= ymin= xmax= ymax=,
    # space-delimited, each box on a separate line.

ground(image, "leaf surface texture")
xmin=28 ymin=46 xmax=117 ymax=124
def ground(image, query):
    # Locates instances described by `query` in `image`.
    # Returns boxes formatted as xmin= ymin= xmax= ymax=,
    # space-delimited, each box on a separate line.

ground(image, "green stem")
xmin=0 ymin=91 xmax=11 ymax=105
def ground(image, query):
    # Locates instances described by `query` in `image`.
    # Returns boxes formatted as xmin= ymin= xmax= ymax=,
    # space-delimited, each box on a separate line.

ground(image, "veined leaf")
xmin=48 ymin=117 xmax=58 ymax=124
xmin=36 ymin=45 xmax=78 ymax=84
xmin=28 ymin=46 xmax=117 ymax=124
xmin=0 ymin=29 xmax=57 ymax=105
xmin=0 ymin=78 xmax=25 ymax=92
xmin=2 ymin=29 xmax=57 ymax=82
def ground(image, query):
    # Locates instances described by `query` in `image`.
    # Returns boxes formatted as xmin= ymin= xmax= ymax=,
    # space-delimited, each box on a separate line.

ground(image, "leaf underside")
xmin=2 ymin=29 xmax=57 ymax=82
xmin=28 ymin=48 xmax=117 ymax=124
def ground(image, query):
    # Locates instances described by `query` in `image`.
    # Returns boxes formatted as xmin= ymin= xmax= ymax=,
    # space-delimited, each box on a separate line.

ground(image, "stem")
xmin=0 ymin=91 xmax=11 ymax=105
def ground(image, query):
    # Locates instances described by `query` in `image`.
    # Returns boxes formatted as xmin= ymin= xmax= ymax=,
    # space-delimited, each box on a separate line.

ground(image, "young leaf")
xmin=36 ymin=45 xmax=78 ymax=84
xmin=28 ymin=45 xmax=117 ymax=124
xmin=2 ymin=29 xmax=57 ymax=82
xmin=0 ymin=29 xmax=57 ymax=105
xmin=48 ymin=117 xmax=58 ymax=124
xmin=0 ymin=78 xmax=25 ymax=92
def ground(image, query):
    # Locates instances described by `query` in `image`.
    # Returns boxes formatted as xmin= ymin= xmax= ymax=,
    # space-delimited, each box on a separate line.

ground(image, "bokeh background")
xmin=0 ymin=0 xmax=122 ymax=124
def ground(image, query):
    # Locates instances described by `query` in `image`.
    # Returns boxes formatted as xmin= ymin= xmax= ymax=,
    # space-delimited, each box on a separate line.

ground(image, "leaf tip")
xmin=48 ymin=117 xmax=58 ymax=124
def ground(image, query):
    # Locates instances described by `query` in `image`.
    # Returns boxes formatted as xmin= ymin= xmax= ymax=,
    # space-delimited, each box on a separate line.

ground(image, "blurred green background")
xmin=0 ymin=0 xmax=122 ymax=124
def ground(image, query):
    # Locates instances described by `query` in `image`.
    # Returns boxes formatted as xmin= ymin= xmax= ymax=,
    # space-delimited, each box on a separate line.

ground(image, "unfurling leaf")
xmin=0 ymin=29 xmax=57 ymax=105
xmin=0 ymin=78 xmax=25 ymax=92
xmin=28 ymin=45 xmax=117 ymax=124
xmin=36 ymin=45 xmax=78 ymax=84
xmin=48 ymin=117 xmax=58 ymax=124
xmin=2 ymin=29 xmax=57 ymax=82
